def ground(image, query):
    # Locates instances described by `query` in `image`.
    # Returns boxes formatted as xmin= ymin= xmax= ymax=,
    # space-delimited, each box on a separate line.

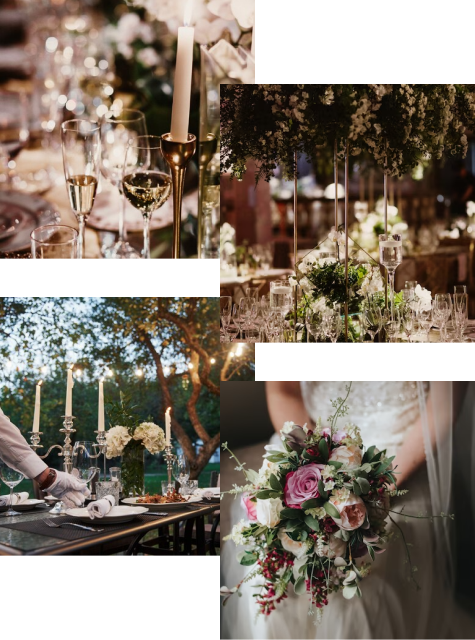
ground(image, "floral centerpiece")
xmin=106 ymin=394 xmax=166 ymax=496
xmin=221 ymin=384 xmax=452 ymax=622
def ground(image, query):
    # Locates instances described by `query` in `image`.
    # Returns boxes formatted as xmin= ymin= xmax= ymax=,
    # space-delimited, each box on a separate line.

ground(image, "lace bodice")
xmin=300 ymin=382 xmax=429 ymax=458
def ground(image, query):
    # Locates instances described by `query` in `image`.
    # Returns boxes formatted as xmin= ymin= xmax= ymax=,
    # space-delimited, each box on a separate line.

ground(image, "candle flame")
xmin=100 ymin=377 xmax=105 ymax=383
xmin=69 ymin=364 xmax=74 ymax=370
xmin=38 ymin=380 xmax=43 ymax=387
xmin=183 ymin=0 xmax=193 ymax=26
xmin=166 ymin=407 xmax=171 ymax=415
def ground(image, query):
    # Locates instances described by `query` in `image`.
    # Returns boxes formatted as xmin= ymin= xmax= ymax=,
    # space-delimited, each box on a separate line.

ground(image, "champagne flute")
xmin=122 ymin=135 xmax=172 ymax=259
xmin=379 ymin=234 xmax=403 ymax=320
xmin=100 ymin=108 xmax=146 ymax=259
xmin=220 ymin=296 xmax=232 ymax=338
xmin=173 ymin=455 xmax=190 ymax=494
xmin=0 ymin=461 xmax=24 ymax=517
xmin=61 ymin=120 xmax=101 ymax=259
xmin=72 ymin=441 xmax=98 ymax=506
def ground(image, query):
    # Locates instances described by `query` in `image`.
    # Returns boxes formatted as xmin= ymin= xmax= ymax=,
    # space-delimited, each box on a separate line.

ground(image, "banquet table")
xmin=0 ymin=502 xmax=219 ymax=556
xmin=1 ymin=147 xmax=198 ymax=259
xmin=220 ymin=268 xmax=293 ymax=300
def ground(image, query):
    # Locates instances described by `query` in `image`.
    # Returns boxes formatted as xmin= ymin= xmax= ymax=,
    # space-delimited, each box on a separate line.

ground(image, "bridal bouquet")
xmin=221 ymin=384 xmax=452 ymax=622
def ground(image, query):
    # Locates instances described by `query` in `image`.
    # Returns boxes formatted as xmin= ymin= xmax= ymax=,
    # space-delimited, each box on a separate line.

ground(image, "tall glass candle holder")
xmin=379 ymin=234 xmax=402 ymax=321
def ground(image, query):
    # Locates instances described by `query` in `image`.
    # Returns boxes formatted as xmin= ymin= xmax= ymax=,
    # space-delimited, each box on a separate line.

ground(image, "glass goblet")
xmin=31 ymin=225 xmax=78 ymax=259
xmin=72 ymin=440 xmax=98 ymax=506
xmin=379 ymin=234 xmax=402 ymax=319
xmin=0 ymin=461 xmax=24 ymax=517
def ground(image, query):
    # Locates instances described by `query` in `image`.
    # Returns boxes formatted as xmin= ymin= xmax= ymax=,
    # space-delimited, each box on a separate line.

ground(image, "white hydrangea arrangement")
xmin=106 ymin=422 xmax=166 ymax=458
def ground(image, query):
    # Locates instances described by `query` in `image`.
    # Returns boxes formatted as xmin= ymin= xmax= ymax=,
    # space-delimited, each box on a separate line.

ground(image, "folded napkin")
xmin=87 ymin=494 xmax=115 ymax=519
xmin=0 ymin=492 xmax=28 ymax=507
xmin=196 ymin=489 xmax=219 ymax=501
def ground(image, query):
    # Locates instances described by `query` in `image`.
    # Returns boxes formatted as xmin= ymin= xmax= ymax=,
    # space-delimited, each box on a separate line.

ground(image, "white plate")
xmin=12 ymin=499 xmax=46 ymax=512
xmin=0 ymin=191 xmax=60 ymax=253
xmin=65 ymin=505 xmax=149 ymax=524
xmin=122 ymin=496 xmax=201 ymax=511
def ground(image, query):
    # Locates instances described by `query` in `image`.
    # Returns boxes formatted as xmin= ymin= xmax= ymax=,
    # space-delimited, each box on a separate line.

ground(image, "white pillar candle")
xmin=98 ymin=378 xmax=105 ymax=431
xmin=165 ymin=407 xmax=171 ymax=446
xmin=65 ymin=366 xmax=74 ymax=416
xmin=33 ymin=380 xmax=42 ymax=433
xmin=170 ymin=0 xmax=194 ymax=142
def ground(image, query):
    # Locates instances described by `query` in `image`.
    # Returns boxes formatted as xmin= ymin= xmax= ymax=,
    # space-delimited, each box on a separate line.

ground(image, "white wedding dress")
xmin=221 ymin=382 xmax=475 ymax=640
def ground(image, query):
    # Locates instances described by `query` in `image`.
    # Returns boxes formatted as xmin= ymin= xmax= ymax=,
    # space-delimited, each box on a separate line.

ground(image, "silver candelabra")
xmin=164 ymin=444 xmax=176 ymax=494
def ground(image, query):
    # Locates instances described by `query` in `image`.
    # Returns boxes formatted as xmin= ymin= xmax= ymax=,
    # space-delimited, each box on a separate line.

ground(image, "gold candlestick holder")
xmin=197 ymin=133 xmax=217 ymax=259
xmin=164 ymin=444 xmax=176 ymax=495
xmin=161 ymin=133 xmax=197 ymax=259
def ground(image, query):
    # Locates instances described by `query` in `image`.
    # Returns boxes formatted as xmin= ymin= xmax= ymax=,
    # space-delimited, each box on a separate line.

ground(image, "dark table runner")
xmin=0 ymin=513 xmax=167 ymax=542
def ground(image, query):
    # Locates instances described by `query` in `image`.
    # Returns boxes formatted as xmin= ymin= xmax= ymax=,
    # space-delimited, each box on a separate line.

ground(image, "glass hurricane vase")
xmin=121 ymin=439 xmax=145 ymax=497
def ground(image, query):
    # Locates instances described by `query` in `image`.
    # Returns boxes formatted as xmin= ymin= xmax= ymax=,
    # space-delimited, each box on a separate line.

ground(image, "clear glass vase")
xmin=121 ymin=439 xmax=144 ymax=497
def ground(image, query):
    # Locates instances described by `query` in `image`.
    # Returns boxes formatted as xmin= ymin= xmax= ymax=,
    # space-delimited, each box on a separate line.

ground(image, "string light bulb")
xmin=210 ymin=358 xmax=216 ymax=364
xmin=135 ymin=368 xmax=143 ymax=377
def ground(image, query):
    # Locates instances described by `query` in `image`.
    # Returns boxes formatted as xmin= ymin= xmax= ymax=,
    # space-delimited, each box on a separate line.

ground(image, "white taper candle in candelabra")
xmin=98 ymin=378 xmax=105 ymax=431
xmin=165 ymin=407 xmax=171 ymax=446
xmin=65 ymin=366 xmax=74 ymax=416
xmin=33 ymin=380 xmax=42 ymax=433
xmin=170 ymin=0 xmax=194 ymax=143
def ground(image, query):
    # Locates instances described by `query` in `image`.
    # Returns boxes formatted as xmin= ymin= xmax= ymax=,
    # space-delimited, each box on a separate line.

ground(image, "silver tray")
xmin=0 ymin=190 xmax=60 ymax=253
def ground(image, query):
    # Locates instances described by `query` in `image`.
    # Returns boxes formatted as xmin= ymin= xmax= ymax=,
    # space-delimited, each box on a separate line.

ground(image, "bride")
xmin=220 ymin=381 xmax=475 ymax=639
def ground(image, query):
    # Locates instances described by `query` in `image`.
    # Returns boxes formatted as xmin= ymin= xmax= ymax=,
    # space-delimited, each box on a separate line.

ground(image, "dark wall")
xmin=220 ymin=381 xmax=274 ymax=449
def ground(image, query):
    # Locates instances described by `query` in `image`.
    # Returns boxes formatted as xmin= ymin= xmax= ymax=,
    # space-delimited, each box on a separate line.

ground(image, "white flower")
xmin=255 ymin=497 xmax=284 ymax=527
xmin=133 ymin=422 xmax=166 ymax=454
xmin=311 ymin=297 xmax=328 ymax=315
xmin=105 ymin=426 xmax=132 ymax=459
xmin=281 ymin=421 xmax=296 ymax=434
xmin=409 ymin=284 xmax=432 ymax=313
xmin=278 ymin=529 xmax=310 ymax=559
xmin=137 ymin=47 xmax=161 ymax=68
xmin=230 ymin=519 xmax=251 ymax=546
xmin=329 ymin=444 xmax=362 ymax=469
xmin=305 ymin=506 xmax=327 ymax=520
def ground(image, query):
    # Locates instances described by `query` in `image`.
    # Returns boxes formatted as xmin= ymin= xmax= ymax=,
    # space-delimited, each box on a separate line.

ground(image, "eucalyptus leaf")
xmin=294 ymin=576 xmax=307 ymax=595
xmin=328 ymin=460 xmax=343 ymax=470
xmin=301 ymin=498 xmax=319 ymax=510
xmin=281 ymin=508 xmax=302 ymax=520
xmin=304 ymin=515 xmax=320 ymax=531
xmin=352 ymin=480 xmax=362 ymax=496
xmin=237 ymin=551 xmax=257 ymax=566
xmin=368 ymin=545 xmax=375 ymax=561
xmin=323 ymin=501 xmax=340 ymax=519
xmin=255 ymin=490 xmax=272 ymax=499
xmin=356 ymin=477 xmax=370 ymax=493
xmin=318 ymin=480 xmax=328 ymax=499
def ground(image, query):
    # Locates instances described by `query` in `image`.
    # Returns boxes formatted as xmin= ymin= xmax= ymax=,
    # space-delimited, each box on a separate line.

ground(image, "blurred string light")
xmin=210 ymin=358 xmax=216 ymax=364
xmin=135 ymin=368 xmax=143 ymax=378
xmin=188 ymin=363 xmax=194 ymax=370
xmin=163 ymin=366 xmax=170 ymax=376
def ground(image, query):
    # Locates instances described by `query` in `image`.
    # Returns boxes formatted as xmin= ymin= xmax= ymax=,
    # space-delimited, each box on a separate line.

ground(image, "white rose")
xmin=292 ymin=555 xmax=308 ymax=581
xmin=255 ymin=497 xmax=283 ymax=528
xmin=316 ymin=533 xmax=347 ymax=559
xmin=329 ymin=444 xmax=362 ymax=469
xmin=278 ymin=529 xmax=310 ymax=559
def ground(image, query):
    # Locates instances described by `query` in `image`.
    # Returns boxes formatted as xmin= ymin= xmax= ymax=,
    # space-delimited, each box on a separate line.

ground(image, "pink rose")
xmin=241 ymin=493 xmax=257 ymax=521
xmin=321 ymin=428 xmax=347 ymax=443
xmin=284 ymin=463 xmax=324 ymax=509
xmin=329 ymin=444 xmax=362 ymax=469
xmin=330 ymin=492 xmax=367 ymax=531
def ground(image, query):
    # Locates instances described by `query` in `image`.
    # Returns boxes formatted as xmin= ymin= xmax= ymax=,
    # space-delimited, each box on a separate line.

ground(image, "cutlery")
xmin=43 ymin=519 xmax=103 ymax=532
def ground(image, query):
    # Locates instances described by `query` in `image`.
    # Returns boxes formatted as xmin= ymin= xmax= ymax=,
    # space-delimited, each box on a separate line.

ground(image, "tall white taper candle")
xmin=33 ymin=380 xmax=42 ymax=433
xmin=165 ymin=407 xmax=171 ymax=446
xmin=98 ymin=378 xmax=105 ymax=431
xmin=170 ymin=0 xmax=194 ymax=142
xmin=65 ymin=366 xmax=74 ymax=416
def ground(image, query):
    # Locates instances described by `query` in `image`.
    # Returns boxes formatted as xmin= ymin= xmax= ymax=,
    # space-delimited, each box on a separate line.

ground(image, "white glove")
xmin=48 ymin=469 xmax=91 ymax=508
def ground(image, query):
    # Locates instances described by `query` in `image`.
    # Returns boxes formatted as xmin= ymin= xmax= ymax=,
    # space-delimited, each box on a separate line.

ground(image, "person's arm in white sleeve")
xmin=0 ymin=408 xmax=91 ymax=506
xmin=0 ymin=408 xmax=48 ymax=478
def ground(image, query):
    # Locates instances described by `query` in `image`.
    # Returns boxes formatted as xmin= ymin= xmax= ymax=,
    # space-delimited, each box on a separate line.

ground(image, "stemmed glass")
xmin=122 ymin=135 xmax=172 ymax=259
xmin=220 ymin=296 xmax=232 ymax=339
xmin=379 ymin=234 xmax=403 ymax=320
xmin=418 ymin=309 xmax=432 ymax=343
xmin=433 ymin=298 xmax=451 ymax=342
xmin=31 ymin=225 xmax=78 ymax=259
xmin=401 ymin=307 xmax=414 ymax=343
xmin=72 ymin=441 xmax=98 ymax=507
xmin=322 ymin=310 xmax=341 ymax=343
xmin=363 ymin=305 xmax=383 ymax=342
xmin=384 ymin=309 xmax=401 ymax=343
xmin=232 ymin=303 xmax=244 ymax=340
xmin=453 ymin=293 xmax=468 ymax=342
xmin=0 ymin=461 xmax=24 ymax=517
xmin=173 ymin=455 xmax=190 ymax=493
xmin=0 ymin=91 xmax=29 ymax=188
xmin=100 ymin=108 xmax=147 ymax=259
xmin=61 ymin=120 xmax=101 ymax=259
xmin=240 ymin=297 xmax=256 ymax=331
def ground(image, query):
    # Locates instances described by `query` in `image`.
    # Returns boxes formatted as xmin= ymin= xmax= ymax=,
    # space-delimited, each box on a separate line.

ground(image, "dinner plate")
xmin=122 ymin=495 xmax=201 ymax=511
xmin=65 ymin=505 xmax=149 ymax=524
xmin=0 ymin=191 xmax=60 ymax=253
xmin=0 ymin=499 xmax=45 ymax=512
xmin=0 ymin=206 xmax=24 ymax=240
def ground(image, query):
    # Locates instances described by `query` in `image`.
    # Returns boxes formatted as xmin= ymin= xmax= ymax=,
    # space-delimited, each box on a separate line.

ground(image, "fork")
xmin=43 ymin=519 xmax=103 ymax=532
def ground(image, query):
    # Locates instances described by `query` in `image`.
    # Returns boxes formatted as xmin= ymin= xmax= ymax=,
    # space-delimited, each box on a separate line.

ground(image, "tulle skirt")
xmin=220 ymin=444 xmax=475 ymax=640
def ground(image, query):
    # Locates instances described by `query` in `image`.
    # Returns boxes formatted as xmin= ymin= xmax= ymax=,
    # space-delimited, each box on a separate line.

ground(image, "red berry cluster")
xmin=367 ymin=476 xmax=388 ymax=497
xmin=306 ymin=570 xmax=329 ymax=608
xmin=256 ymin=549 xmax=294 ymax=616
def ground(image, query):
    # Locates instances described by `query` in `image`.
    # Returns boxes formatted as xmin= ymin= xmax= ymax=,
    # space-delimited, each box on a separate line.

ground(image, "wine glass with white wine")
xmin=61 ymin=120 xmax=101 ymax=259
xmin=0 ymin=460 xmax=24 ymax=518
xmin=122 ymin=135 xmax=172 ymax=259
